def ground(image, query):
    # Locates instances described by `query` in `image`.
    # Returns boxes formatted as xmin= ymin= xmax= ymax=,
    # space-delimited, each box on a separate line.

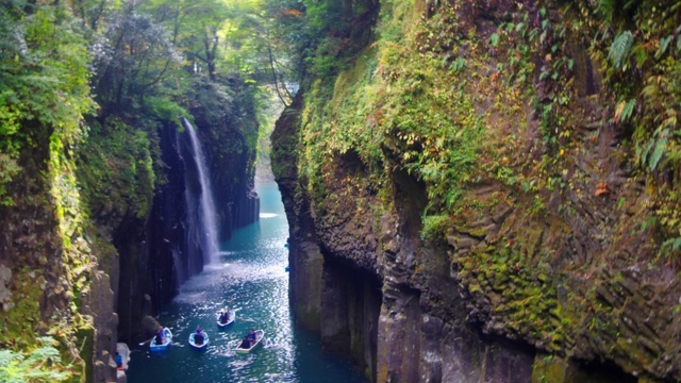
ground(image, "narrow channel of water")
xmin=126 ymin=181 xmax=366 ymax=383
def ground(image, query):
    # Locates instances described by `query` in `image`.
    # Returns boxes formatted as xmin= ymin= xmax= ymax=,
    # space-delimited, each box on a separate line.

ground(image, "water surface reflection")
xmin=126 ymin=181 xmax=366 ymax=383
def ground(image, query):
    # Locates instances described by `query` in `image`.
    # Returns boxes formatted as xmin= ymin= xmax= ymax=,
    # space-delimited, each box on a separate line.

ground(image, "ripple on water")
xmin=126 ymin=182 xmax=365 ymax=383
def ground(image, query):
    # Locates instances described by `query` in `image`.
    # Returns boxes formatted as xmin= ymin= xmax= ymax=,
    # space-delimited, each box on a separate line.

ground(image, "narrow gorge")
xmin=2 ymin=0 xmax=681 ymax=382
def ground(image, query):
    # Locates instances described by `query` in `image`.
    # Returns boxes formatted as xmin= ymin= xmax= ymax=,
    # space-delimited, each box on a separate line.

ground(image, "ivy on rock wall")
xmin=570 ymin=0 xmax=681 ymax=257
xmin=281 ymin=0 xmax=681 ymax=381
xmin=76 ymin=119 xmax=156 ymax=226
xmin=297 ymin=0 xmax=516 ymax=236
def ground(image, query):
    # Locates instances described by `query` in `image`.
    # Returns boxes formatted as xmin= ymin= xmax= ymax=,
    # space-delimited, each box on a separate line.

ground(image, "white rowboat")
xmin=216 ymin=310 xmax=235 ymax=328
xmin=235 ymin=330 xmax=264 ymax=353
xmin=188 ymin=332 xmax=209 ymax=349
xmin=149 ymin=328 xmax=172 ymax=352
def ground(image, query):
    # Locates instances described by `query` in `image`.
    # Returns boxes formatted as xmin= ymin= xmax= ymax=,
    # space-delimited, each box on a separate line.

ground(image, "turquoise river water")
xmin=126 ymin=181 xmax=366 ymax=383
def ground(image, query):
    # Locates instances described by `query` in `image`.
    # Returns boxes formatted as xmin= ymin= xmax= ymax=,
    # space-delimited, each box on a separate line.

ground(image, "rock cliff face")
xmin=188 ymin=80 xmax=260 ymax=236
xmin=0 ymin=119 xmax=119 ymax=381
xmin=272 ymin=0 xmax=681 ymax=382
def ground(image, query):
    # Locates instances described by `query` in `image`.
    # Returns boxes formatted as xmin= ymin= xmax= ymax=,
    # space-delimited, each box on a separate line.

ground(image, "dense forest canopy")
xmin=0 ymin=0 xmax=304 ymax=206
xmin=0 ymin=0 xmax=373 ymax=211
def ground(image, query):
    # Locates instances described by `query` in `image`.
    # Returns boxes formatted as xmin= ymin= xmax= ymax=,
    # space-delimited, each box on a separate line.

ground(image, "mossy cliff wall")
xmin=272 ymin=0 xmax=681 ymax=382
xmin=0 ymin=118 xmax=119 ymax=382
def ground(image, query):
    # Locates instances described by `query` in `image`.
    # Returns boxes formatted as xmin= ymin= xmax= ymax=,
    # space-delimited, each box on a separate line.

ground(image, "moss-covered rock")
xmin=273 ymin=0 xmax=681 ymax=382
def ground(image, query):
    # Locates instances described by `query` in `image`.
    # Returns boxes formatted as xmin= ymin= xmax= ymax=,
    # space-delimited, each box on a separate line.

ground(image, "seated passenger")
xmin=240 ymin=337 xmax=250 ymax=349
xmin=194 ymin=332 xmax=204 ymax=345
xmin=219 ymin=311 xmax=229 ymax=324
xmin=246 ymin=329 xmax=256 ymax=346
xmin=156 ymin=327 xmax=165 ymax=344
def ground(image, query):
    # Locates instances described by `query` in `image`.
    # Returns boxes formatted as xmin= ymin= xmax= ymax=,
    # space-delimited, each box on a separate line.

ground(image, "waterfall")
xmin=181 ymin=118 xmax=219 ymax=264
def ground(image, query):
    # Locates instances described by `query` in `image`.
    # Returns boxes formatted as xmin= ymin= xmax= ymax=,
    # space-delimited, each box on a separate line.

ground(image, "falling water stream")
xmin=126 ymin=180 xmax=366 ymax=383
xmin=182 ymin=118 xmax=219 ymax=264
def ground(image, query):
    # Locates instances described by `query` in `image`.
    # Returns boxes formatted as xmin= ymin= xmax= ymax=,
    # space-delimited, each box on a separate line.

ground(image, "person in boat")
xmin=239 ymin=329 xmax=257 ymax=349
xmin=115 ymin=352 xmax=123 ymax=370
xmin=219 ymin=308 xmax=230 ymax=324
xmin=156 ymin=327 xmax=165 ymax=344
xmin=246 ymin=329 xmax=256 ymax=346
xmin=194 ymin=325 xmax=204 ymax=345
xmin=239 ymin=336 xmax=250 ymax=349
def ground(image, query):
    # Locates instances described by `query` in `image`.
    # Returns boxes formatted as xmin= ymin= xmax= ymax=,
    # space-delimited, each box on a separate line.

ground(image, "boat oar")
xmin=138 ymin=337 xmax=155 ymax=346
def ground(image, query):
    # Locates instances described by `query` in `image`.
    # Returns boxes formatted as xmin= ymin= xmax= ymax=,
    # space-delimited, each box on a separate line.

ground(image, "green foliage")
xmin=308 ymin=39 xmax=348 ymax=80
xmin=614 ymin=99 xmax=636 ymax=123
xmin=655 ymin=35 xmax=674 ymax=60
xmin=296 ymin=0 xmax=488 ymax=240
xmin=0 ymin=337 xmax=72 ymax=383
xmin=92 ymin=2 xmax=182 ymax=113
xmin=662 ymin=237 xmax=681 ymax=253
xmin=276 ymin=0 xmax=681 ymax=373
xmin=572 ymin=1 xmax=681 ymax=247
xmin=490 ymin=33 xmax=500 ymax=47
xmin=450 ymin=57 xmax=467 ymax=73
xmin=641 ymin=127 xmax=668 ymax=171
xmin=298 ymin=0 xmax=377 ymax=81
xmin=0 ymin=1 xmax=94 ymax=206
xmin=302 ymin=0 xmax=331 ymax=32
xmin=0 ymin=154 xmax=20 ymax=206
xmin=578 ymin=1 xmax=681 ymax=173
xmin=0 ymin=1 xmax=271 ymax=382
xmin=420 ymin=215 xmax=450 ymax=241
xmin=0 ymin=270 xmax=43 ymax=348
xmin=0 ymin=2 xmax=101 ymax=380
xmin=607 ymin=31 xmax=634 ymax=69
xmin=77 ymin=119 xmax=156 ymax=220
xmin=145 ymin=97 xmax=189 ymax=127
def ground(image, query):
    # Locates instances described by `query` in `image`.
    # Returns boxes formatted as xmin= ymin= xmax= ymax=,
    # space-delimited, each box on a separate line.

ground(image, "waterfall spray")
xmin=182 ymin=118 xmax=219 ymax=264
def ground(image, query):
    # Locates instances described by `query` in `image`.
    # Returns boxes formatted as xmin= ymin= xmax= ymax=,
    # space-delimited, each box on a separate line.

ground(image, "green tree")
xmin=92 ymin=1 xmax=182 ymax=115
xmin=0 ymin=337 xmax=72 ymax=383
xmin=0 ymin=0 xmax=94 ymax=204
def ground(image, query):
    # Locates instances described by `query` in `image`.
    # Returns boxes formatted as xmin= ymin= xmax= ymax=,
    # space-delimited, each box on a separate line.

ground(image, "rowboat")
xmin=188 ymin=332 xmax=209 ymax=349
xmin=235 ymin=330 xmax=265 ymax=353
xmin=150 ymin=328 xmax=172 ymax=352
xmin=216 ymin=310 xmax=235 ymax=328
